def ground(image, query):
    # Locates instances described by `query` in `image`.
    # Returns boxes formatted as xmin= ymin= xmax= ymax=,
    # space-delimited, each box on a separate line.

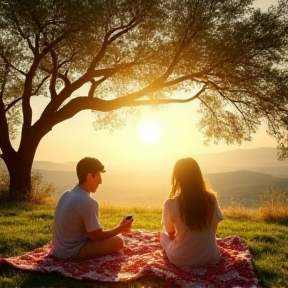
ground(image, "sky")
xmin=29 ymin=0 xmax=279 ymax=165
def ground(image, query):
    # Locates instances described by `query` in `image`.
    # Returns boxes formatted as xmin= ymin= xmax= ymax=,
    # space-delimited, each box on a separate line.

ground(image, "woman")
xmin=160 ymin=158 xmax=223 ymax=268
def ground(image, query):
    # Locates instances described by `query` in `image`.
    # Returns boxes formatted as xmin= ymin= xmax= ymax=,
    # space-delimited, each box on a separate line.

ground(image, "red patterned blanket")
xmin=0 ymin=230 xmax=258 ymax=288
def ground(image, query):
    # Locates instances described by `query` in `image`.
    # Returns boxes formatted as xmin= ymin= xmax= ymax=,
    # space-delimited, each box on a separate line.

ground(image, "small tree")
xmin=0 ymin=0 xmax=288 ymax=197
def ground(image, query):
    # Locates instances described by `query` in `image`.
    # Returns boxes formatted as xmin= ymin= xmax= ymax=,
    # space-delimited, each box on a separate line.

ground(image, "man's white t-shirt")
xmin=160 ymin=194 xmax=223 ymax=268
xmin=52 ymin=185 xmax=101 ymax=259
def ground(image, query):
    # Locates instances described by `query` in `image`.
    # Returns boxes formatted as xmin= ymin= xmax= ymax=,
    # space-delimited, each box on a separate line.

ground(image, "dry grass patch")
xmin=223 ymin=189 xmax=288 ymax=223
xmin=258 ymin=189 xmax=288 ymax=222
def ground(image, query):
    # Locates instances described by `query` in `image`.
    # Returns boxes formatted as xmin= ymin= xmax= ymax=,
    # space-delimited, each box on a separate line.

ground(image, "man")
xmin=52 ymin=157 xmax=132 ymax=262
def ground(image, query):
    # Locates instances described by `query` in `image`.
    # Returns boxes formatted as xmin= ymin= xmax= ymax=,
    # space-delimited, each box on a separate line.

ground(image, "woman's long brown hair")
xmin=169 ymin=158 xmax=215 ymax=232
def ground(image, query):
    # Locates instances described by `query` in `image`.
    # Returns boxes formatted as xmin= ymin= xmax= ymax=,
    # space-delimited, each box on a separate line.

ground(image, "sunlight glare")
xmin=138 ymin=119 xmax=162 ymax=145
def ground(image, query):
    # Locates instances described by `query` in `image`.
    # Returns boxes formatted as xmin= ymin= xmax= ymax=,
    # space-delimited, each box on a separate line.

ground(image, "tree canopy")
xmin=0 ymin=0 xmax=288 ymax=195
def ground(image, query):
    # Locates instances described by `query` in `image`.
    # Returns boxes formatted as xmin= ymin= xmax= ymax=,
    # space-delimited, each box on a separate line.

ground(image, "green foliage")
xmin=0 ymin=0 xmax=288 ymax=195
xmin=0 ymin=170 xmax=9 ymax=194
xmin=28 ymin=172 xmax=57 ymax=205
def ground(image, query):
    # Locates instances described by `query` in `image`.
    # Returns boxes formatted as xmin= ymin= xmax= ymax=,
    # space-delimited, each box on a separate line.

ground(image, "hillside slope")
xmin=37 ymin=169 xmax=288 ymax=207
xmin=205 ymin=170 xmax=288 ymax=206
xmin=32 ymin=147 xmax=288 ymax=177
xmin=1 ymin=147 xmax=287 ymax=206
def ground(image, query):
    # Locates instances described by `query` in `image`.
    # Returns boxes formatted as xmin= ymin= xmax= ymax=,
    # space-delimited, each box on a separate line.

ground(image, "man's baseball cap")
xmin=76 ymin=157 xmax=106 ymax=177
xmin=95 ymin=158 xmax=106 ymax=173
xmin=90 ymin=158 xmax=106 ymax=173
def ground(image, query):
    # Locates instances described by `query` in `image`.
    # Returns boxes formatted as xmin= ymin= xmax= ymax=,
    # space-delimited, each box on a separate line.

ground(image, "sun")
xmin=138 ymin=119 xmax=162 ymax=145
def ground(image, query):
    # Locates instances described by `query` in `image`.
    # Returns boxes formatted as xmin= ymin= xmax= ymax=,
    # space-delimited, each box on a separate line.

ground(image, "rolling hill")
xmin=1 ymin=147 xmax=288 ymax=207
xmin=28 ymin=147 xmax=288 ymax=176
xmin=36 ymin=168 xmax=288 ymax=207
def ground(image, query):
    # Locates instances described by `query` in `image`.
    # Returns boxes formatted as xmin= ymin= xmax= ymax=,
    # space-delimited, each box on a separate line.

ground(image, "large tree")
xmin=0 ymin=0 xmax=288 ymax=197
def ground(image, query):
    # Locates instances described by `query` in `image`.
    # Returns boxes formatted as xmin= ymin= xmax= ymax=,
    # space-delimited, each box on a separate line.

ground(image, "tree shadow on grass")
xmin=0 ymin=264 xmax=169 ymax=288
xmin=252 ymin=265 xmax=278 ymax=288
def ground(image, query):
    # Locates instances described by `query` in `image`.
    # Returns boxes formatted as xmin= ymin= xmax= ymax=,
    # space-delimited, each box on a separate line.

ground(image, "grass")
xmin=0 ymin=188 xmax=288 ymax=288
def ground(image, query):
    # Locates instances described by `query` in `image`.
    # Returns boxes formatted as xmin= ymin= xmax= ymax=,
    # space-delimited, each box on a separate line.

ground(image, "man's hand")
xmin=119 ymin=217 xmax=133 ymax=234
xmin=88 ymin=217 xmax=133 ymax=241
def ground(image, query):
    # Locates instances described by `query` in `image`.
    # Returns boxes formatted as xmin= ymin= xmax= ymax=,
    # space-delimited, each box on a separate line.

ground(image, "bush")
xmin=28 ymin=172 xmax=57 ymax=205
xmin=0 ymin=171 xmax=9 ymax=193
xmin=0 ymin=171 xmax=56 ymax=206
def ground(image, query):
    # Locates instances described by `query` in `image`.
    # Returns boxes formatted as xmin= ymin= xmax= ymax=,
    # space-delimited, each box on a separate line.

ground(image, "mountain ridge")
xmin=28 ymin=147 xmax=288 ymax=177
xmin=1 ymin=147 xmax=288 ymax=207
xmin=35 ymin=168 xmax=288 ymax=207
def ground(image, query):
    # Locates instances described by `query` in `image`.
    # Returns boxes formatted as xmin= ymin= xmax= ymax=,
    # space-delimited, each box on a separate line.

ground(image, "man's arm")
xmin=88 ymin=220 xmax=132 ymax=242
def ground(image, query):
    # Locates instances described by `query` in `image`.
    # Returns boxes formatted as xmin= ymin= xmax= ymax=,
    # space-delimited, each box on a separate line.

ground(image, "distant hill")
xmin=205 ymin=170 xmax=288 ymax=206
xmin=21 ymin=147 xmax=288 ymax=177
xmin=195 ymin=147 xmax=288 ymax=177
xmin=106 ymin=147 xmax=288 ymax=176
xmin=32 ymin=161 xmax=76 ymax=171
xmin=35 ymin=168 xmax=288 ymax=207
xmin=0 ymin=147 xmax=273 ymax=177
xmin=1 ymin=147 xmax=287 ymax=179
xmin=1 ymin=147 xmax=288 ymax=207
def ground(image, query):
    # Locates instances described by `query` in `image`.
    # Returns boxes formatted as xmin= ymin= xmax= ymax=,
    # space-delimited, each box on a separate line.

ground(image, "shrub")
xmin=0 ymin=171 xmax=56 ymax=206
xmin=28 ymin=172 xmax=57 ymax=205
xmin=0 ymin=171 xmax=9 ymax=193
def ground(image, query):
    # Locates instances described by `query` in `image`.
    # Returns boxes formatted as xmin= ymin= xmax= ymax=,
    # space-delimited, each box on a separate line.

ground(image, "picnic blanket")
xmin=0 ymin=230 xmax=258 ymax=288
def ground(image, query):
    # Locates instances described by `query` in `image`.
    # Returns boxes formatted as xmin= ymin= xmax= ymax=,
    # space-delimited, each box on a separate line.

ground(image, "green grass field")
xmin=0 ymin=198 xmax=288 ymax=288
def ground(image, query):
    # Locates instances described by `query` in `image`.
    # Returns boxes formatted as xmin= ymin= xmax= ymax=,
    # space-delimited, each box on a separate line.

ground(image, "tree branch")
xmin=0 ymin=64 xmax=9 ymax=100
xmin=31 ymin=75 xmax=50 ymax=96
xmin=207 ymin=80 xmax=253 ymax=123
xmin=49 ymin=48 xmax=58 ymax=99
xmin=0 ymin=85 xmax=15 ymax=157
xmin=107 ymin=16 xmax=140 ymax=45
xmin=4 ymin=97 xmax=22 ymax=113
xmin=39 ymin=65 xmax=71 ymax=88
xmin=39 ymin=28 xmax=80 ymax=59
xmin=0 ymin=54 xmax=27 ymax=76
xmin=38 ymin=86 xmax=207 ymax=130
xmin=40 ymin=63 xmax=133 ymax=119
xmin=9 ymin=3 xmax=35 ymax=54
xmin=87 ymin=7 xmax=143 ymax=72
xmin=57 ymin=72 xmax=71 ymax=87
xmin=198 ymin=96 xmax=218 ymax=120
xmin=113 ymin=86 xmax=207 ymax=108
xmin=58 ymin=51 xmax=77 ymax=69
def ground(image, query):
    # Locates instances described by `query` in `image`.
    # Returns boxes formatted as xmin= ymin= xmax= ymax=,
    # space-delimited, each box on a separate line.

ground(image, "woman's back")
xmin=160 ymin=193 xmax=223 ymax=268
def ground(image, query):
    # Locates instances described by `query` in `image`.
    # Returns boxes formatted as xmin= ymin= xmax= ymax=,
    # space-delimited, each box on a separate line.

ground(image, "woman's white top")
xmin=160 ymin=194 xmax=223 ymax=268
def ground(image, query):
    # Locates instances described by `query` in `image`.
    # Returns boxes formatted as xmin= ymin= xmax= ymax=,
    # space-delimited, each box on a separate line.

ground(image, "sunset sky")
xmin=29 ymin=0 xmax=279 ymax=166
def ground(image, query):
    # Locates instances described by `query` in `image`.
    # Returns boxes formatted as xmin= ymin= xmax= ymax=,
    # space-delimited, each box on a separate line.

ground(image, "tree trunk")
xmin=8 ymin=162 xmax=32 ymax=199
xmin=4 ymin=143 xmax=38 ymax=199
